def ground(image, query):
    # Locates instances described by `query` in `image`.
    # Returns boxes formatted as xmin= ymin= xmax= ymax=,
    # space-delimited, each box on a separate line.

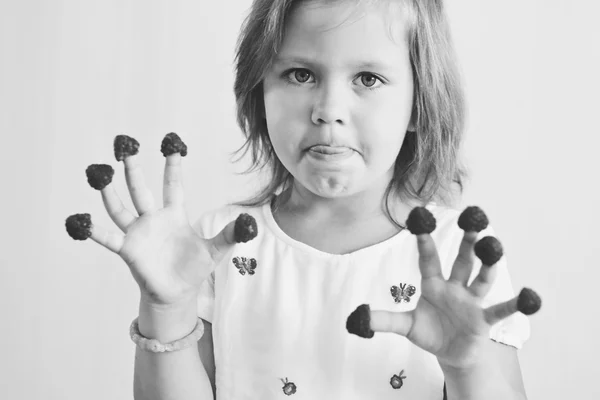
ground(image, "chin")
xmin=306 ymin=177 xmax=354 ymax=198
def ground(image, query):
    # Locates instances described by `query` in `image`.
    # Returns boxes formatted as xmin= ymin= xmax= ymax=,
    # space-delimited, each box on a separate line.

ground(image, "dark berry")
xmin=114 ymin=135 xmax=140 ymax=161
xmin=474 ymin=236 xmax=503 ymax=266
xmin=458 ymin=206 xmax=489 ymax=232
xmin=85 ymin=164 xmax=114 ymax=190
xmin=234 ymin=213 xmax=258 ymax=243
xmin=65 ymin=213 xmax=92 ymax=240
xmin=405 ymin=207 xmax=436 ymax=235
xmin=517 ymin=287 xmax=542 ymax=315
xmin=346 ymin=304 xmax=374 ymax=339
xmin=160 ymin=132 xmax=188 ymax=157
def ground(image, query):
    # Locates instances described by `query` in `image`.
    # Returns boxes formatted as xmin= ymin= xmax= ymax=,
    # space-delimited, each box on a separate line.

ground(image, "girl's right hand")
xmin=70 ymin=136 xmax=250 ymax=307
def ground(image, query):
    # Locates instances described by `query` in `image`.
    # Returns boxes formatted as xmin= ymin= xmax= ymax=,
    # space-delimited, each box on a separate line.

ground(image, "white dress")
xmin=194 ymin=200 xmax=530 ymax=400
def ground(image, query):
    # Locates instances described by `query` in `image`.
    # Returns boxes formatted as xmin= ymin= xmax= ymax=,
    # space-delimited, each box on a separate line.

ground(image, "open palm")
xmin=67 ymin=135 xmax=249 ymax=307
xmin=353 ymin=222 xmax=537 ymax=370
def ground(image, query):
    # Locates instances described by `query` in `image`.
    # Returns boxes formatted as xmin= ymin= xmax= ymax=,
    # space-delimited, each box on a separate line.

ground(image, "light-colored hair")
xmin=230 ymin=0 xmax=467 ymax=226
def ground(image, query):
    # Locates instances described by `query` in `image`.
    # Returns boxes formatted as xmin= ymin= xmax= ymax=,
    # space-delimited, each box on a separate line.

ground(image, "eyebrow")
xmin=273 ymin=56 xmax=394 ymax=70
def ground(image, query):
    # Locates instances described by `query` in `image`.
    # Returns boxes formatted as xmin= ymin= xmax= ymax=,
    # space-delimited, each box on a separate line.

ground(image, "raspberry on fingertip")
xmin=65 ymin=213 xmax=92 ymax=240
xmin=406 ymin=207 xmax=436 ymax=235
xmin=517 ymin=287 xmax=542 ymax=315
xmin=234 ymin=213 xmax=258 ymax=243
xmin=161 ymin=132 xmax=188 ymax=157
xmin=85 ymin=164 xmax=114 ymax=190
xmin=114 ymin=135 xmax=140 ymax=161
xmin=458 ymin=206 xmax=489 ymax=232
xmin=346 ymin=304 xmax=375 ymax=339
xmin=474 ymin=236 xmax=503 ymax=266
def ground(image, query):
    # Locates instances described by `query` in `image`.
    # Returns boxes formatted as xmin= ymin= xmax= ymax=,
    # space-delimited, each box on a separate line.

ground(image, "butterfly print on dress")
xmin=232 ymin=256 xmax=257 ymax=276
xmin=390 ymin=283 xmax=416 ymax=303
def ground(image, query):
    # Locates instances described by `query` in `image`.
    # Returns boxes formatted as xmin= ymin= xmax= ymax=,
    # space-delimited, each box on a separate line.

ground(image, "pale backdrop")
xmin=1 ymin=0 xmax=598 ymax=399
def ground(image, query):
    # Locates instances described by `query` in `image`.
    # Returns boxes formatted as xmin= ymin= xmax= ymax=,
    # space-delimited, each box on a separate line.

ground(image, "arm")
xmin=198 ymin=320 xmax=216 ymax=397
xmin=442 ymin=340 xmax=528 ymax=400
xmin=133 ymin=297 xmax=214 ymax=400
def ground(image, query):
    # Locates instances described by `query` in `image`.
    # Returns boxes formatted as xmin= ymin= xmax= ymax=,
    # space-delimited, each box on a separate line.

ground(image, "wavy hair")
xmin=230 ymin=0 xmax=467 ymax=225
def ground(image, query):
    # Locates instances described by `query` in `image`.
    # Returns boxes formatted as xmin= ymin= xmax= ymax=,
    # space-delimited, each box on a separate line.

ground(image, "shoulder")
xmin=192 ymin=202 xmax=266 ymax=239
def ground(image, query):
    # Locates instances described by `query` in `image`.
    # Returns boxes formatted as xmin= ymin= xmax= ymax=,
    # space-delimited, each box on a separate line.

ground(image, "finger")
xmin=484 ymin=288 xmax=542 ymax=325
xmin=65 ymin=213 xmax=125 ymax=254
xmin=205 ymin=213 xmax=259 ymax=263
xmin=469 ymin=236 xmax=503 ymax=298
xmin=483 ymin=297 xmax=517 ymax=325
xmin=123 ymin=154 xmax=155 ymax=215
xmin=101 ymin=184 xmax=137 ymax=232
xmin=345 ymin=304 xmax=413 ymax=338
xmin=468 ymin=262 xmax=498 ymax=299
xmin=371 ymin=309 xmax=414 ymax=336
xmin=163 ymin=153 xmax=184 ymax=208
xmin=416 ymin=234 xmax=443 ymax=280
xmin=448 ymin=231 xmax=478 ymax=286
xmin=206 ymin=220 xmax=235 ymax=261
xmin=89 ymin=222 xmax=125 ymax=254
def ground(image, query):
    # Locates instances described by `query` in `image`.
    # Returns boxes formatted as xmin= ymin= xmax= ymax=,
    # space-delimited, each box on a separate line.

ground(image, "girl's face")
xmin=262 ymin=1 xmax=414 ymax=200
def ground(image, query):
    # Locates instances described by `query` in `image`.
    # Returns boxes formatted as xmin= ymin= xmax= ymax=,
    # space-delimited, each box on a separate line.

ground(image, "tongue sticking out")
xmin=310 ymin=145 xmax=350 ymax=154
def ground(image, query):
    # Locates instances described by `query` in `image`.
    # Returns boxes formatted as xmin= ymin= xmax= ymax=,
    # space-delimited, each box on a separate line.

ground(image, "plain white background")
xmin=1 ymin=0 xmax=598 ymax=399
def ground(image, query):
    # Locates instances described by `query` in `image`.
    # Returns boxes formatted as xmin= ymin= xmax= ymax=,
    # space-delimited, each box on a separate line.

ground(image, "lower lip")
xmin=307 ymin=147 xmax=355 ymax=161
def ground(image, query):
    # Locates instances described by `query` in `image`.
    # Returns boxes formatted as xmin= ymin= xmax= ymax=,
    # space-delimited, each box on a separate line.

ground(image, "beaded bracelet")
xmin=129 ymin=316 xmax=205 ymax=353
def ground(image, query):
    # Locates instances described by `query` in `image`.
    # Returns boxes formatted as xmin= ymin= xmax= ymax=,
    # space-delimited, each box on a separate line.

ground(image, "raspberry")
xmin=474 ymin=236 xmax=503 ymax=266
xmin=405 ymin=206 xmax=436 ymax=235
xmin=458 ymin=206 xmax=489 ymax=232
xmin=65 ymin=213 xmax=92 ymax=240
xmin=160 ymin=132 xmax=188 ymax=157
xmin=85 ymin=164 xmax=114 ymax=190
xmin=517 ymin=287 xmax=542 ymax=315
xmin=114 ymin=135 xmax=140 ymax=161
xmin=346 ymin=304 xmax=374 ymax=338
xmin=234 ymin=213 xmax=258 ymax=243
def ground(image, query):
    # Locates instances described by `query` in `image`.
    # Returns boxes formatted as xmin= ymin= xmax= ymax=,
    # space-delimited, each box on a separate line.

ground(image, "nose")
xmin=311 ymin=82 xmax=349 ymax=126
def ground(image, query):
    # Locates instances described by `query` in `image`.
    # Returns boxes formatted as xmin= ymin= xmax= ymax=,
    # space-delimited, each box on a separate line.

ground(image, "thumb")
xmin=205 ymin=213 xmax=258 ymax=263
xmin=346 ymin=304 xmax=414 ymax=339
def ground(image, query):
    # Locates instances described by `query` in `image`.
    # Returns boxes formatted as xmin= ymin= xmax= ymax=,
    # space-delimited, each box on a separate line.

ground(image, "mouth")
xmin=306 ymin=145 xmax=355 ymax=162
xmin=308 ymin=145 xmax=352 ymax=155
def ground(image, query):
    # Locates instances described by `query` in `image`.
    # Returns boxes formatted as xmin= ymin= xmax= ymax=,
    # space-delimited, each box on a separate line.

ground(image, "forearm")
xmin=441 ymin=359 xmax=526 ymax=400
xmin=133 ymin=297 xmax=213 ymax=400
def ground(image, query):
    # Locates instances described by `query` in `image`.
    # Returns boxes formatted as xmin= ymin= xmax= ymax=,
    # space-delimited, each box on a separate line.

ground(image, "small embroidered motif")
xmin=390 ymin=370 xmax=407 ymax=389
xmin=280 ymin=378 xmax=297 ymax=395
xmin=390 ymin=283 xmax=416 ymax=303
xmin=232 ymin=256 xmax=257 ymax=276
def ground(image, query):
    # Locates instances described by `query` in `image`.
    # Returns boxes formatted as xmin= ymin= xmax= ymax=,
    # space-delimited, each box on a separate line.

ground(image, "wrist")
xmin=137 ymin=295 xmax=199 ymax=343
xmin=440 ymin=361 xmax=523 ymax=400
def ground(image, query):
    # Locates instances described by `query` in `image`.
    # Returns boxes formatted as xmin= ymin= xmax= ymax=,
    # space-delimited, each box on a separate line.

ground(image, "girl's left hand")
xmin=349 ymin=220 xmax=540 ymax=370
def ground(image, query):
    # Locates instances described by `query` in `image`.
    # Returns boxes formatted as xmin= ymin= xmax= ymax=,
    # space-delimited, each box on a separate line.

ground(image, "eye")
xmin=294 ymin=69 xmax=311 ymax=83
xmin=284 ymin=68 xmax=313 ymax=84
xmin=357 ymin=73 xmax=383 ymax=89
xmin=283 ymin=69 xmax=384 ymax=90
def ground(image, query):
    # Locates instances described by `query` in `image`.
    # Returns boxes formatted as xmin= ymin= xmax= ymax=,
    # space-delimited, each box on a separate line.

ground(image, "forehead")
xmin=274 ymin=0 xmax=410 ymax=69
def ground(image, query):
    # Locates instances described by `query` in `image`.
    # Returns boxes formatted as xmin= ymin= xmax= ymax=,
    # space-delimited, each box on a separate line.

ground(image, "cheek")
xmin=358 ymin=96 xmax=412 ymax=163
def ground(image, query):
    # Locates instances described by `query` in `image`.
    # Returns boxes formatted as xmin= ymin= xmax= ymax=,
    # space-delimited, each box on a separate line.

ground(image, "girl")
xmin=71 ymin=0 xmax=538 ymax=399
